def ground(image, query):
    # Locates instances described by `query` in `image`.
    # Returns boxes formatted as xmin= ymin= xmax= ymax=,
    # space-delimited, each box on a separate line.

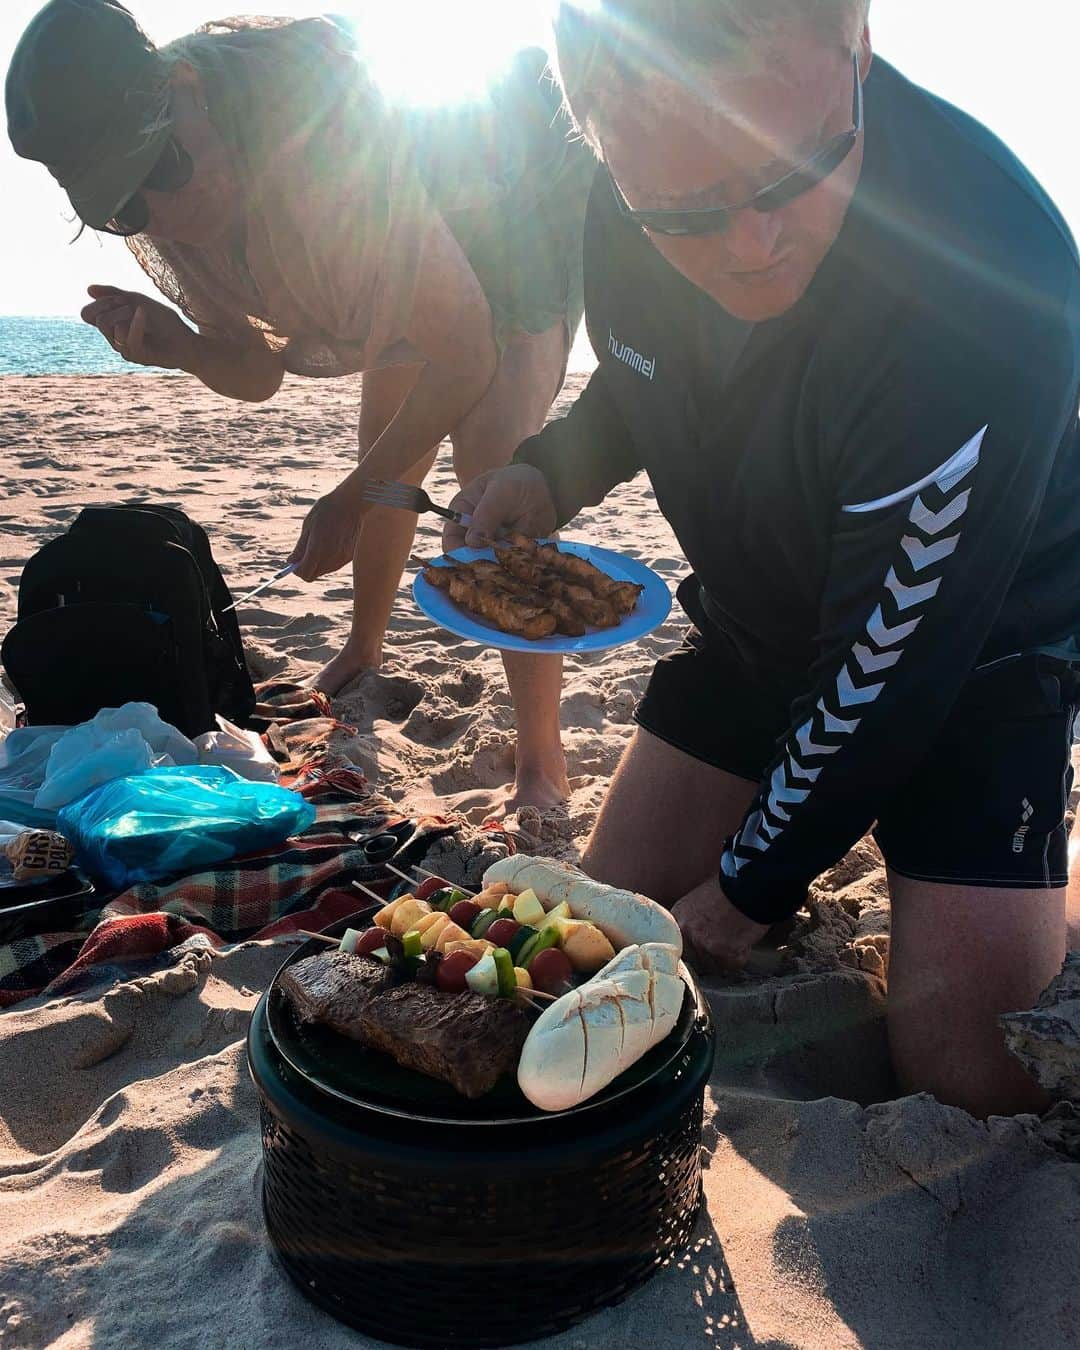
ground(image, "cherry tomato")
xmin=448 ymin=900 xmax=482 ymax=932
xmin=355 ymin=928 xmax=388 ymax=957
xmin=435 ymin=950 xmax=480 ymax=995
xmin=528 ymin=948 xmax=574 ymax=997
xmin=415 ymin=876 xmax=451 ymax=903
xmin=485 ymin=918 xmax=521 ymax=949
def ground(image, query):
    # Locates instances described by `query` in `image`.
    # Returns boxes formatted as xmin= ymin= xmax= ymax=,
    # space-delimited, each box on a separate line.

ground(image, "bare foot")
xmin=446 ymin=769 xmax=570 ymax=825
xmin=503 ymin=767 xmax=570 ymax=812
xmin=310 ymin=646 xmax=379 ymax=697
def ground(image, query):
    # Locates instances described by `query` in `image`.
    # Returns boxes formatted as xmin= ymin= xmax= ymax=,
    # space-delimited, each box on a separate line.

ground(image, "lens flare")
xmin=343 ymin=1 xmax=553 ymax=107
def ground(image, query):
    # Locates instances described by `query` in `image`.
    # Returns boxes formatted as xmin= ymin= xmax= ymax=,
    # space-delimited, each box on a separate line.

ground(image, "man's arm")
xmin=513 ymin=363 xmax=643 ymax=527
xmin=719 ymin=303 xmax=1080 ymax=925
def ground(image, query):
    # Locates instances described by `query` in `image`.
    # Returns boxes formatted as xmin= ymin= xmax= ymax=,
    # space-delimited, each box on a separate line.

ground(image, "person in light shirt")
xmin=7 ymin=0 xmax=594 ymax=811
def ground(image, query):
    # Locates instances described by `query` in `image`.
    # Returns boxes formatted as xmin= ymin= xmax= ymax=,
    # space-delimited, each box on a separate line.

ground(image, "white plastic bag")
xmin=74 ymin=704 xmax=197 ymax=765
xmin=0 ymin=725 xmax=69 ymax=825
xmin=194 ymin=717 xmax=279 ymax=783
xmin=34 ymin=703 xmax=199 ymax=812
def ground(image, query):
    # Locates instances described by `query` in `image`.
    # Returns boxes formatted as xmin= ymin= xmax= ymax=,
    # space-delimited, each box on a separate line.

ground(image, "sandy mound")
xmin=1 ymin=944 xmax=1078 ymax=1350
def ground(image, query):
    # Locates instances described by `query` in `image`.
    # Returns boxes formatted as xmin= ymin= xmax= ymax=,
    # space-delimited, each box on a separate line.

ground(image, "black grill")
xmin=248 ymin=936 xmax=714 ymax=1347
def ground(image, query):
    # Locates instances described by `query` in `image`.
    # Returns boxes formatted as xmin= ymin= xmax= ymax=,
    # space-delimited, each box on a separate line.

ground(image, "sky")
xmin=1 ymin=0 xmax=1078 ymax=320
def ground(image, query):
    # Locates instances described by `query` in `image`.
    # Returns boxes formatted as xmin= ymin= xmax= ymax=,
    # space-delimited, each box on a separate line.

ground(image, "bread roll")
xmin=516 ymin=990 xmax=588 ymax=1112
xmin=483 ymin=856 xmax=682 ymax=956
xmin=517 ymin=942 xmax=688 ymax=1111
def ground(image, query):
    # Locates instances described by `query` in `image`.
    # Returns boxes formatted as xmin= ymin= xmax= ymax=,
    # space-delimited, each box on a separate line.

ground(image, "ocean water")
xmin=0 ymin=314 xmax=597 ymax=376
xmin=0 ymin=316 xmax=162 ymax=377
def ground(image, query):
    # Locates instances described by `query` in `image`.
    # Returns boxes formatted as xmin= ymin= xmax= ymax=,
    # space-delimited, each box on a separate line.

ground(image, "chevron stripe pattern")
xmin=722 ymin=426 xmax=988 ymax=884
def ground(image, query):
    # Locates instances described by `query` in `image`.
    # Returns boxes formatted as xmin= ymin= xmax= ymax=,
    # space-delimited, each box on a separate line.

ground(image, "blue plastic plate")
xmin=412 ymin=541 xmax=672 ymax=654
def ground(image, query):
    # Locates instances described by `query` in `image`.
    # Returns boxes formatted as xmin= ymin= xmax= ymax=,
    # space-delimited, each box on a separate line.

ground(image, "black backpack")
xmin=1 ymin=504 xmax=256 ymax=736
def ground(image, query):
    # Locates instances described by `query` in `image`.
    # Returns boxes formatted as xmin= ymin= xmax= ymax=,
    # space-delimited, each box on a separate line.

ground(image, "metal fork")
xmin=359 ymin=480 xmax=471 ymax=525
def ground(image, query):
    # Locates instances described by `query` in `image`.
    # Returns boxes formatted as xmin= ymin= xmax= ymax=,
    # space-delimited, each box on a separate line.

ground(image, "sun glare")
xmin=345 ymin=1 xmax=554 ymax=107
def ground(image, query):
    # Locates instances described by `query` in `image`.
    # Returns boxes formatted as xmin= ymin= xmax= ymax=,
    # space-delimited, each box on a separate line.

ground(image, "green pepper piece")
xmin=472 ymin=909 xmax=499 ymax=938
xmin=493 ymin=947 xmax=516 ymax=998
xmin=430 ymin=888 xmax=457 ymax=912
xmin=402 ymin=930 xmax=424 ymax=959
xmin=507 ymin=925 xmax=538 ymax=961
xmin=518 ymin=925 xmax=561 ymax=970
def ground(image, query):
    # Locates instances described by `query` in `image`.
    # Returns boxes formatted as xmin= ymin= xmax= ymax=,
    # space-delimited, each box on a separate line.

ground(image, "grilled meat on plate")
xmin=279 ymin=951 xmax=393 ymax=1039
xmin=359 ymin=983 xmax=531 ymax=1098
xmin=279 ymin=950 xmax=531 ymax=1097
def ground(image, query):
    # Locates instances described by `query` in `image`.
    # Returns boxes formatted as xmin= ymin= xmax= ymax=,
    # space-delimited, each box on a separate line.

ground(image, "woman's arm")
xmin=180 ymin=330 xmax=285 ymax=403
xmin=81 ymin=285 xmax=285 ymax=402
xmin=289 ymin=217 xmax=499 ymax=579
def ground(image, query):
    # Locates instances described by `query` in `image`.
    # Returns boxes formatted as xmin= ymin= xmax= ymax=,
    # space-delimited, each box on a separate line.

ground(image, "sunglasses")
xmin=609 ymin=52 xmax=863 ymax=238
xmin=102 ymin=137 xmax=195 ymax=237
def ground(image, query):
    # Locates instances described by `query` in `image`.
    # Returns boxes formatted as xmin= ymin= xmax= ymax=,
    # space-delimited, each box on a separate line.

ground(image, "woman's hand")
xmin=289 ymin=482 xmax=371 ymax=581
xmin=671 ymin=876 xmax=771 ymax=975
xmin=81 ymin=284 xmax=197 ymax=371
xmin=443 ymin=464 xmax=558 ymax=552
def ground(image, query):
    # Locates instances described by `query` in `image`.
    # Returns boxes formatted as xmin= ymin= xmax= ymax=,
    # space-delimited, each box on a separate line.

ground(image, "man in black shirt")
xmin=447 ymin=0 xmax=1080 ymax=1116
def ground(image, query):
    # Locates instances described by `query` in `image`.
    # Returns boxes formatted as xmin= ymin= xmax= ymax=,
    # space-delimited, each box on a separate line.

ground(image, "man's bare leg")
xmin=886 ymin=870 xmax=1066 ymax=1117
xmin=580 ymin=727 xmax=758 ymax=903
xmin=316 ymin=365 xmax=438 ymax=695
xmin=1066 ymin=820 xmax=1080 ymax=950
xmin=452 ymin=323 xmax=576 ymax=809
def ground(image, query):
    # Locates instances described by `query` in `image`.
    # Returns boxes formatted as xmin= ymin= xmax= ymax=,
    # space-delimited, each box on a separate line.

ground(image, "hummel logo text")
xmin=1011 ymin=798 xmax=1035 ymax=854
xmin=608 ymin=329 xmax=656 ymax=380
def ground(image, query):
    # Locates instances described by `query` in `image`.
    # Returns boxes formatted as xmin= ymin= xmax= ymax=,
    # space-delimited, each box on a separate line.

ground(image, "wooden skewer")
xmin=412 ymin=864 xmax=477 ymax=895
xmin=298 ymin=930 xmax=338 ymax=946
xmin=384 ymin=862 xmax=418 ymax=889
xmin=350 ymin=878 xmax=390 ymax=906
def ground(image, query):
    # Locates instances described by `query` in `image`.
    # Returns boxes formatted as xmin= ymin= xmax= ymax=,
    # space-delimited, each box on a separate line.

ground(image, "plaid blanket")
xmin=0 ymin=780 xmax=471 ymax=1007
xmin=0 ymin=678 xmax=515 ymax=1009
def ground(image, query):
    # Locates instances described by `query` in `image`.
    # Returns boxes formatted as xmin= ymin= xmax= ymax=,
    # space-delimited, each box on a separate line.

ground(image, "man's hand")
xmin=81 ymin=285 xmax=197 ymax=371
xmin=289 ymin=483 xmax=371 ymax=581
xmin=672 ymin=875 xmax=771 ymax=975
xmin=444 ymin=464 xmax=558 ymax=552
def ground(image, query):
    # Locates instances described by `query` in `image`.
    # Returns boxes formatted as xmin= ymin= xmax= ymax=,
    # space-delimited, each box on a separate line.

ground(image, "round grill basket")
xmin=248 ymin=955 xmax=714 ymax=1348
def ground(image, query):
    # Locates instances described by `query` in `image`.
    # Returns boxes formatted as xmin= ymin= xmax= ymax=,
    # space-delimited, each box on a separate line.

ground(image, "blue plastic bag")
xmin=58 ymin=765 xmax=316 ymax=889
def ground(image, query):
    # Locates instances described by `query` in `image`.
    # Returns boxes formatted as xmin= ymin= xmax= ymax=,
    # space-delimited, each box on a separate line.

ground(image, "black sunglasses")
xmin=609 ymin=52 xmax=863 ymax=238
xmin=102 ymin=137 xmax=195 ymax=237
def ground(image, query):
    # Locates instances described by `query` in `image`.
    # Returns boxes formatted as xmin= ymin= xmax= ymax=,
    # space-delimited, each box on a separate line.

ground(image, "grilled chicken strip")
xmin=536 ymin=542 xmax=627 ymax=599
xmin=423 ymin=565 xmax=557 ymax=639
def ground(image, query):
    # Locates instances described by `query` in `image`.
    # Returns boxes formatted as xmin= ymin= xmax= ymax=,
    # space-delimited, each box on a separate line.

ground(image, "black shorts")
xmin=635 ymin=619 xmax=1080 ymax=890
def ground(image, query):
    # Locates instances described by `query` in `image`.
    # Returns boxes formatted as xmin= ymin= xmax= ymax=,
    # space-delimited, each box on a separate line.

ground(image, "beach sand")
xmin=1 ymin=373 xmax=1078 ymax=1349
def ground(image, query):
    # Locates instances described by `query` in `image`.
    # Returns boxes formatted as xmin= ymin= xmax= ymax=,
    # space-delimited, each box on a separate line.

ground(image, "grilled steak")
xmin=278 ymin=951 xmax=392 ymax=1039
xmin=359 ymin=983 xmax=532 ymax=1098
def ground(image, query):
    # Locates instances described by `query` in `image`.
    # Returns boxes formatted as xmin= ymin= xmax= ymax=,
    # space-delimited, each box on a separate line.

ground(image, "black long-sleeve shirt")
xmin=516 ymin=58 xmax=1080 ymax=923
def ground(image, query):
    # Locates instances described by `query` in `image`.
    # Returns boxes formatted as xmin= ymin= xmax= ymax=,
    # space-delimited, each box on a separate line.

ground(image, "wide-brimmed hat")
xmin=6 ymin=0 xmax=173 ymax=228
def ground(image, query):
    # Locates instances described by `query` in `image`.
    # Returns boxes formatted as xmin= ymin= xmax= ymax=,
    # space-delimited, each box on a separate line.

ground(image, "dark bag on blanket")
xmin=1 ymin=504 xmax=255 ymax=736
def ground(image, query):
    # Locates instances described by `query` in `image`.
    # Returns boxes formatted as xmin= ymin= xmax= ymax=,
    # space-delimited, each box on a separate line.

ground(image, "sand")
xmin=2 ymin=373 xmax=1079 ymax=1349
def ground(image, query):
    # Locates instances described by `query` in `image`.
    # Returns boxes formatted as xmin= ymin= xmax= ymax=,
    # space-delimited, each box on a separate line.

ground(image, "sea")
xmin=0 ymin=314 xmax=597 ymax=376
xmin=0 ymin=316 xmax=162 ymax=377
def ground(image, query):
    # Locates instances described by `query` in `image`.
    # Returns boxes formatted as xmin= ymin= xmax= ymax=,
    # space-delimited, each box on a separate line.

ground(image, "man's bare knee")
xmin=581 ymin=729 xmax=756 ymax=903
